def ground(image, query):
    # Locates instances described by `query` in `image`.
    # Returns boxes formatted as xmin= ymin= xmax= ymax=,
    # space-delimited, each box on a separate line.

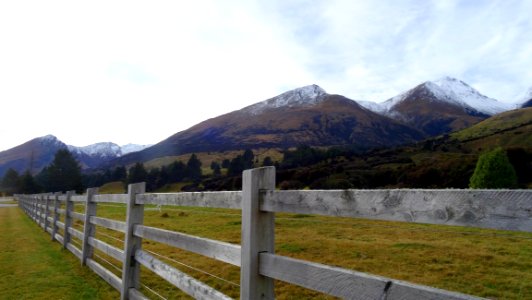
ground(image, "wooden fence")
xmin=15 ymin=166 xmax=532 ymax=299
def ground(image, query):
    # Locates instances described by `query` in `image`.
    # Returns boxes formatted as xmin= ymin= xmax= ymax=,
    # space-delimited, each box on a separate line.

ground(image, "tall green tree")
xmin=469 ymin=147 xmax=518 ymax=189
xmin=1 ymin=168 xmax=20 ymax=195
xmin=19 ymin=171 xmax=41 ymax=194
xmin=128 ymin=162 xmax=148 ymax=184
xmin=40 ymin=149 xmax=83 ymax=193
xmin=185 ymin=154 xmax=202 ymax=181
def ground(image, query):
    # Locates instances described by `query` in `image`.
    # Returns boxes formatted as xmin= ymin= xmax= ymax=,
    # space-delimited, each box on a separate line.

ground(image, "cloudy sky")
xmin=0 ymin=0 xmax=530 ymax=151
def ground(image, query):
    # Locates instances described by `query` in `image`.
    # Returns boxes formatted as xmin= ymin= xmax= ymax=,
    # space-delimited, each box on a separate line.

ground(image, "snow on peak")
xmin=368 ymin=77 xmax=509 ymax=116
xmin=428 ymin=77 xmax=510 ymax=115
xmin=78 ymin=142 xmax=122 ymax=157
xmin=38 ymin=134 xmax=60 ymax=143
xmin=244 ymin=84 xmax=328 ymax=115
xmin=121 ymin=143 xmax=151 ymax=155
xmin=516 ymin=86 xmax=532 ymax=104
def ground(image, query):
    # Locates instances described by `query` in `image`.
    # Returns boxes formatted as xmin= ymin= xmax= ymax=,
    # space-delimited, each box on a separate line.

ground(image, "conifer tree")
xmin=469 ymin=147 xmax=518 ymax=189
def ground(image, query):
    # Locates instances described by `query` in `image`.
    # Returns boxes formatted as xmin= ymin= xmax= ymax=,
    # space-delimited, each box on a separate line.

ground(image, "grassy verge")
xmin=0 ymin=206 xmax=119 ymax=299
xmin=10 ymin=201 xmax=532 ymax=299
xmin=87 ymin=204 xmax=532 ymax=299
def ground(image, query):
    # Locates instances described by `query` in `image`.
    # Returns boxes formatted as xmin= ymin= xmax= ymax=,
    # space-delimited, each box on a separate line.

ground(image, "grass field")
xmin=73 ymin=203 xmax=532 ymax=299
xmin=9 ymin=198 xmax=532 ymax=299
xmin=0 ymin=206 xmax=119 ymax=299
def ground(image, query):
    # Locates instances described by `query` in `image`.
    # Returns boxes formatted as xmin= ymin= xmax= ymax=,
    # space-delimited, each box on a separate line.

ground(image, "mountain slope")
xmin=359 ymin=77 xmax=506 ymax=136
xmin=0 ymin=136 xmax=150 ymax=176
xmin=116 ymin=85 xmax=425 ymax=165
xmin=0 ymin=135 xmax=67 ymax=176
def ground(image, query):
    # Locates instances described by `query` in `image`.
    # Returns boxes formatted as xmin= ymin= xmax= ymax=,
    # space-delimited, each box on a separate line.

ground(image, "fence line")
xmin=15 ymin=166 xmax=532 ymax=299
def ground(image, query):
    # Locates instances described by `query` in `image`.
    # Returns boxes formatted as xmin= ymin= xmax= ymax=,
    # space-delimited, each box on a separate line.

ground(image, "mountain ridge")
xmin=0 ymin=135 xmax=149 ymax=176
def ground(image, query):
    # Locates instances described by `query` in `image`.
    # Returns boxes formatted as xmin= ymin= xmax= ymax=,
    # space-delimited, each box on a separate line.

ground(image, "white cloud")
xmin=0 ymin=0 xmax=530 ymax=150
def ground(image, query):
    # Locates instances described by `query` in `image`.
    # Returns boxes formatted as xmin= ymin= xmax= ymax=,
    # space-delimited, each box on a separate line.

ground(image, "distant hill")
xmin=0 ymin=135 xmax=149 ymax=176
xmin=450 ymin=107 xmax=532 ymax=151
xmin=114 ymin=85 xmax=425 ymax=166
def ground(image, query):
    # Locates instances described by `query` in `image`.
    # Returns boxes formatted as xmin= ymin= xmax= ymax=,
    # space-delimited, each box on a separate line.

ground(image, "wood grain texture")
xmin=54 ymin=233 xmax=64 ymax=245
xmin=68 ymin=227 xmax=84 ymax=241
xmin=70 ymin=195 xmax=86 ymax=202
xmin=261 ymin=189 xmax=532 ymax=232
xmin=63 ymin=191 xmax=75 ymax=249
xmin=69 ymin=211 xmax=85 ymax=221
xmin=93 ymin=194 xmax=128 ymax=204
xmin=121 ymin=183 xmax=145 ymax=300
xmin=135 ymin=249 xmax=232 ymax=300
xmin=90 ymin=216 xmax=126 ymax=233
xmin=86 ymin=258 xmax=123 ymax=291
xmin=134 ymin=225 xmax=241 ymax=266
xmin=136 ymin=191 xmax=242 ymax=209
xmin=55 ymin=220 xmax=65 ymax=230
xmin=88 ymin=237 xmax=125 ymax=261
xmin=259 ymin=253 xmax=481 ymax=300
xmin=82 ymin=188 xmax=98 ymax=265
xmin=67 ymin=242 xmax=82 ymax=261
xmin=240 ymin=167 xmax=275 ymax=300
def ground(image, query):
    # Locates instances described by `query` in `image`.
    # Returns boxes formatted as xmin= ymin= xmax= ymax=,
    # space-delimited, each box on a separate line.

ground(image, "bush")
xmin=469 ymin=147 xmax=518 ymax=189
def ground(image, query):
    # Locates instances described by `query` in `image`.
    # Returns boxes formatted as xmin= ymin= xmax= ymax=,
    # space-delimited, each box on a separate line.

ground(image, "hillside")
xmin=115 ymin=86 xmax=424 ymax=166
xmin=450 ymin=107 xmax=532 ymax=150
xmin=195 ymin=107 xmax=532 ymax=191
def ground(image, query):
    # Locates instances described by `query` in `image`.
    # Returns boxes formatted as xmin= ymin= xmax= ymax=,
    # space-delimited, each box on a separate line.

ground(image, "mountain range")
xmin=0 ymin=77 xmax=529 ymax=176
xmin=0 ymin=135 xmax=149 ymax=176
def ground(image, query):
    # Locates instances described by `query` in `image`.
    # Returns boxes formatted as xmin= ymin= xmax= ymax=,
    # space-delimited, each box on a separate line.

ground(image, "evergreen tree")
xmin=128 ymin=162 xmax=148 ymax=184
xmin=210 ymin=161 xmax=221 ymax=176
xmin=185 ymin=154 xmax=202 ymax=181
xmin=112 ymin=166 xmax=127 ymax=182
xmin=41 ymin=149 xmax=83 ymax=193
xmin=221 ymin=159 xmax=230 ymax=169
xmin=262 ymin=156 xmax=274 ymax=167
xmin=19 ymin=170 xmax=41 ymax=194
xmin=469 ymin=147 xmax=518 ymax=189
xmin=1 ymin=168 xmax=20 ymax=195
xmin=168 ymin=161 xmax=186 ymax=182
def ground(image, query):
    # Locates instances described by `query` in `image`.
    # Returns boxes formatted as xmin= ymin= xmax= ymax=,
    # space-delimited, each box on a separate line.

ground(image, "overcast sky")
xmin=0 ymin=0 xmax=530 ymax=151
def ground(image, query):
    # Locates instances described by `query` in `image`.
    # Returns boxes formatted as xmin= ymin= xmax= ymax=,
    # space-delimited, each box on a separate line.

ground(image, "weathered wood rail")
xmin=15 ymin=167 xmax=532 ymax=299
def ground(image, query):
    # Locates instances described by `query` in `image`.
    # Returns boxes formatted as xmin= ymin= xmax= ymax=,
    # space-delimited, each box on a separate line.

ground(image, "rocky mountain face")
xmin=358 ymin=77 xmax=509 ymax=136
xmin=115 ymin=85 xmax=425 ymax=165
xmin=0 ymin=135 xmax=149 ymax=176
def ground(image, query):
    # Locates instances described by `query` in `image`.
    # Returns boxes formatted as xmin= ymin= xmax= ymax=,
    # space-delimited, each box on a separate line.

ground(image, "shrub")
xmin=469 ymin=147 xmax=518 ymax=189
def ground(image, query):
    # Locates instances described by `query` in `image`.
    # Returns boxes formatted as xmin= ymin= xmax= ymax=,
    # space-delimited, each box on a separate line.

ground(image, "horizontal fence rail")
xmin=15 ymin=166 xmax=532 ymax=299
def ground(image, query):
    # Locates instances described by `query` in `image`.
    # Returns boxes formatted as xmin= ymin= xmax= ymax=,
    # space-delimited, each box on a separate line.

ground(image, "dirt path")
xmin=0 ymin=207 xmax=119 ymax=299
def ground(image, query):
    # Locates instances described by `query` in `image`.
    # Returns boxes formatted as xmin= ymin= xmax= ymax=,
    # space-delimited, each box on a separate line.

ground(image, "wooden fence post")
xmin=82 ymin=188 xmax=99 ymax=265
xmin=44 ymin=193 xmax=51 ymax=232
xmin=63 ymin=191 xmax=74 ymax=249
xmin=40 ymin=194 xmax=46 ymax=229
xmin=240 ymin=167 xmax=276 ymax=300
xmin=121 ymin=182 xmax=146 ymax=300
xmin=51 ymin=192 xmax=61 ymax=241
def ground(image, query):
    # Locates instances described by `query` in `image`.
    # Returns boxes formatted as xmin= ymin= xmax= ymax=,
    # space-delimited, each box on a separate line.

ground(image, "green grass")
xmin=9 ymin=201 xmax=532 ymax=299
xmin=98 ymin=181 xmax=125 ymax=194
xmin=84 ymin=204 xmax=532 ymax=300
xmin=0 ymin=206 xmax=119 ymax=299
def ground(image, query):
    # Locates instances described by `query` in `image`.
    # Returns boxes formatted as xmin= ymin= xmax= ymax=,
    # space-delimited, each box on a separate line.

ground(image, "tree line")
xmin=1 ymin=145 xmax=522 ymax=196
xmin=1 ymin=148 xmax=277 ymax=195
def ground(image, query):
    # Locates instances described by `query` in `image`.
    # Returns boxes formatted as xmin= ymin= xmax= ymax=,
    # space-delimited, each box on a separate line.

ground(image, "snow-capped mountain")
xmin=360 ymin=77 xmax=510 ymax=116
xmin=243 ymin=84 xmax=328 ymax=115
xmin=69 ymin=142 xmax=150 ymax=158
xmin=516 ymin=86 xmax=532 ymax=108
xmin=69 ymin=142 xmax=122 ymax=158
xmin=0 ymin=135 xmax=150 ymax=176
